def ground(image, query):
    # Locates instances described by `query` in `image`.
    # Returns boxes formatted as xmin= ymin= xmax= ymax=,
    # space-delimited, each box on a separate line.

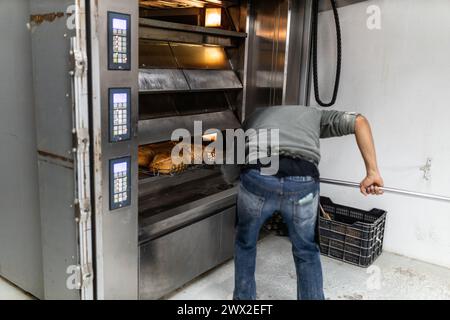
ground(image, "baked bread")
xmin=138 ymin=141 xmax=177 ymax=168
xmin=149 ymin=152 xmax=187 ymax=175
xmin=138 ymin=146 xmax=156 ymax=167
xmin=175 ymin=143 xmax=216 ymax=164
xmin=140 ymin=141 xmax=215 ymax=175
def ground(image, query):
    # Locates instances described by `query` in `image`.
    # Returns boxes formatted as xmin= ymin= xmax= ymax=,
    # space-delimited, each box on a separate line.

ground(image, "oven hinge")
xmin=73 ymin=128 xmax=90 ymax=154
xmin=73 ymin=196 xmax=93 ymax=291
xmin=74 ymin=197 xmax=91 ymax=224
xmin=70 ymin=37 xmax=87 ymax=78
xmin=73 ymin=127 xmax=91 ymax=224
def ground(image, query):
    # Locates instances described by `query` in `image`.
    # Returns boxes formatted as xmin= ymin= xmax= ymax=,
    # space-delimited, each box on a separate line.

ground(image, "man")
xmin=230 ymin=105 xmax=384 ymax=300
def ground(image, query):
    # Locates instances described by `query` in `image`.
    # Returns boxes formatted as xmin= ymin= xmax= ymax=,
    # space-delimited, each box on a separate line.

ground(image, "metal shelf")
xmin=139 ymin=18 xmax=246 ymax=47
xmin=139 ymin=69 xmax=243 ymax=93
xmin=138 ymin=109 xmax=241 ymax=145
xmin=139 ymin=18 xmax=247 ymax=38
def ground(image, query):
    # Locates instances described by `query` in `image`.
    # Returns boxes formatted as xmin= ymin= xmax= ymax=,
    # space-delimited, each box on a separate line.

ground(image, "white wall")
xmin=312 ymin=0 xmax=450 ymax=268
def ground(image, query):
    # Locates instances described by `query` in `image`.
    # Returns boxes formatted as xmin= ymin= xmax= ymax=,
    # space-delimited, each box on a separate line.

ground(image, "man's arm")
xmin=354 ymin=115 xmax=384 ymax=196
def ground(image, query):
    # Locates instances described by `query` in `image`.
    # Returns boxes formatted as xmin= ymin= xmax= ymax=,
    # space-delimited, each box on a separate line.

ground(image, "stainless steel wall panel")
xmin=0 ymin=1 xmax=43 ymax=298
xmin=29 ymin=0 xmax=82 ymax=300
xmin=284 ymin=0 xmax=313 ymax=105
xmin=31 ymin=1 xmax=76 ymax=157
xmin=243 ymin=0 xmax=289 ymax=116
xmin=243 ymin=0 xmax=315 ymax=112
xmin=89 ymin=0 xmax=139 ymax=300
xmin=0 ymin=0 xmax=83 ymax=299
xmin=36 ymin=158 xmax=79 ymax=300
xmin=30 ymin=0 xmax=83 ymax=300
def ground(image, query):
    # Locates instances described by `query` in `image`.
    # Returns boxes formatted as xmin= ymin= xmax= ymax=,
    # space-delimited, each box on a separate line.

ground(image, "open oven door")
xmin=25 ymin=0 xmax=95 ymax=300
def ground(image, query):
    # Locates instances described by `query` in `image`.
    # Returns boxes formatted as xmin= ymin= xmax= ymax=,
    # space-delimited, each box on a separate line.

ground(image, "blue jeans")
xmin=233 ymin=169 xmax=324 ymax=300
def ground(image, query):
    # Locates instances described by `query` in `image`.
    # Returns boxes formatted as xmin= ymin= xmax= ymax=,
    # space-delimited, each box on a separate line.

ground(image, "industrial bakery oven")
xmin=88 ymin=0 xmax=312 ymax=300
xmin=0 ymin=0 xmax=315 ymax=300
xmin=89 ymin=0 xmax=249 ymax=300
xmin=136 ymin=2 xmax=248 ymax=299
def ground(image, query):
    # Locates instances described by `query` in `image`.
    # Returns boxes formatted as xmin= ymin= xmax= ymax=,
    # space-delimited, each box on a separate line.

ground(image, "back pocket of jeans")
xmin=237 ymin=184 xmax=265 ymax=219
xmin=292 ymin=192 xmax=318 ymax=224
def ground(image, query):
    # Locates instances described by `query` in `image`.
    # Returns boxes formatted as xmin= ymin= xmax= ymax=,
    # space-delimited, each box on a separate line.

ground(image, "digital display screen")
xmin=113 ymin=93 xmax=128 ymax=104
xmin=113 ymin=162 xmax=128 ymax=174
xmin=110 ymin=156 xmax=131 ymax=210
xmin=109 ymin=88 xmax=131 ymax=142
xmin=112 ymin=18 xmax=127 ymax=30
xmin=108 ymin=12 xmax=131 ymax=70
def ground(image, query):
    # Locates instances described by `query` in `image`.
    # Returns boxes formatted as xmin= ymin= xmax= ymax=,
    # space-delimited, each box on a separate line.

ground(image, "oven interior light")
xmin=203 ymin=133 xmax=217 ymax=142
xmin=204 ymin=46 xmax=224 ymax=65
xmin=205 ymin=8 xmax=222 ymax=27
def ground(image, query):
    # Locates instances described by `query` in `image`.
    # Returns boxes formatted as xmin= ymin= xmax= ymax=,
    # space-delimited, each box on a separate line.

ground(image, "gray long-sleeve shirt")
xmin=221 ymin=105 xmax=358 ymax=183
xmin=244 ymin=105 xmax=358 ymax=165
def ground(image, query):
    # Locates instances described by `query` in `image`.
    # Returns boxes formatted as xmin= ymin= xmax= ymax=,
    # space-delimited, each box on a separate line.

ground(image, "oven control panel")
xmin=109 ymin=157 xmax=131 ymax=210
xmin=108 ymin=12 xmax=131 ymax=70
xmin=109 ymin=88 xmax=131 ymax=142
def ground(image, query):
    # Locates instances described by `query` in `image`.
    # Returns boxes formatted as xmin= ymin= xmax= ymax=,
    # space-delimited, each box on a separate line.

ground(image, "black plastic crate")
xmin=319 ymin=197 xmax=387 ymax=268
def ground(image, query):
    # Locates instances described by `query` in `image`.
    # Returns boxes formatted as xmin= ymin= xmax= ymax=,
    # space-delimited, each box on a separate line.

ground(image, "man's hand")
xmin=360 ymin=172 xmax=384 ymax=196
xmin=354 ymin=115 xmax=383 ymax=196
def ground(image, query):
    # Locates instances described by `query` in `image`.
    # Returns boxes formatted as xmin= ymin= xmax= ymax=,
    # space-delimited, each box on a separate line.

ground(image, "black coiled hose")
xmin=312 ymin=0 xmax=342 ymax=107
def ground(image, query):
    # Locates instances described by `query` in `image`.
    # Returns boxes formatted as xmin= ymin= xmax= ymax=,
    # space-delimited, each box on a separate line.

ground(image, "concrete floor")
xmin=1 ymin=234 xmax=450 ymax=300
xmin=0 ymin=277 xmax=33 ymax=300
xmin=168 ymin=234 xmax=450 ymax=300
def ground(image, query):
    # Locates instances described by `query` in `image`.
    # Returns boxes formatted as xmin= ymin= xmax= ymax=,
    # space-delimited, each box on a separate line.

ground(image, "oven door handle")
xmin=139 ymin=187 xmax=237 ymax=243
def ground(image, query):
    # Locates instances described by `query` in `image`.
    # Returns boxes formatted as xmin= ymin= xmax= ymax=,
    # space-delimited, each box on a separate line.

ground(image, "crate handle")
xmin=319 ymin=205 xmax=332 ymax=220
xmin=375 ymin=229 xmax=383 ymax=245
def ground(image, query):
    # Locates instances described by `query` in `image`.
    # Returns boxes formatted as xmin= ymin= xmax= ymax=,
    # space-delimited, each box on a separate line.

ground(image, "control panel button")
xmin=109 ymin=88 xmax=131 ymax=142
xmin=109 ymin=157 xmax=131 ymax=210
xmin=108 ymin=12 xmax=131 ymax=70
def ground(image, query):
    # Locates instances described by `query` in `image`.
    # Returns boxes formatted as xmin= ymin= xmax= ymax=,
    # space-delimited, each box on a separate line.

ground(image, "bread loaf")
xmin=138 ymin=146 xmax=156 ymax=167
xmin=149 ymin=152 xmax=187 ymax=175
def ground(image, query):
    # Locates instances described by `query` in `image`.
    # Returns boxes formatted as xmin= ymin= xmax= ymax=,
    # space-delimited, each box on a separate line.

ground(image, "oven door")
xmin=139 ymin=188 xmax=237 ymax=300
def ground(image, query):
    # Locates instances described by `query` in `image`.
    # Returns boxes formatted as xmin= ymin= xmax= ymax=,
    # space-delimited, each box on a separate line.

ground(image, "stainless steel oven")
xmin=135 ymin=3 xmax=247 ymax=299
xmin=0 ymin=0 xmax=320 ymax=299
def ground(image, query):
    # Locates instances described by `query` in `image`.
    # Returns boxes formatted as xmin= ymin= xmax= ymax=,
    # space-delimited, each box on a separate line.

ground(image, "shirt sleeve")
xmin=320 ymin=110 xmax=358 ymax=138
